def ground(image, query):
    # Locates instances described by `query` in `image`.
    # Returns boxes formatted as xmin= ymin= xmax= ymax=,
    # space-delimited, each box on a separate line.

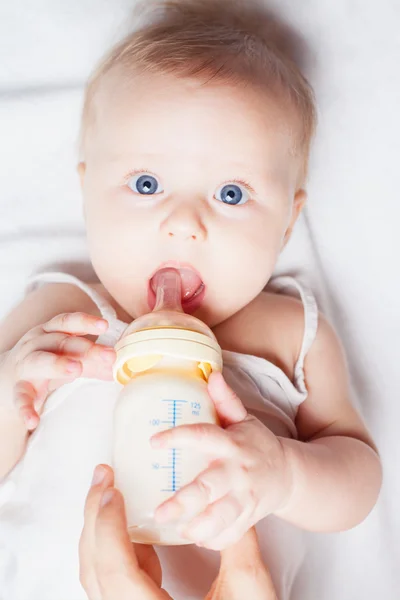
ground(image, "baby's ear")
xmin=77 ymin=162 xmax=86 ymax=189
xmin=282 ymin=189 xmax=307 ymax=248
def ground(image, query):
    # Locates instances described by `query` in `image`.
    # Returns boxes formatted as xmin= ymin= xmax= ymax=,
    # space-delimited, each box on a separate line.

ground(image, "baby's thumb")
xmin=207 ymin=372 xmax=247 ymax=428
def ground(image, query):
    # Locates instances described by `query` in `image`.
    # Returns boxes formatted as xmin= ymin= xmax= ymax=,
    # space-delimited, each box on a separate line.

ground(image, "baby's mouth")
xmin=148 ymin=266 xmax=205 ymax=314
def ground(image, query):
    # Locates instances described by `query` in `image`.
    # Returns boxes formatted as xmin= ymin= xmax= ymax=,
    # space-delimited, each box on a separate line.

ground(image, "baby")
xmin=0 ymin=1 xmax=382 ymax=599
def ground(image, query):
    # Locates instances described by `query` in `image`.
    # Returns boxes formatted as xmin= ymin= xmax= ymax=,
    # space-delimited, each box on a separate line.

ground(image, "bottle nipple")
xmin=152 ymin=268 xmax=183 ymax=314
xmin=117 ymin=267 xmax=216 ymax=339
xmin=113 ymin=267 xmax=223 ymax=383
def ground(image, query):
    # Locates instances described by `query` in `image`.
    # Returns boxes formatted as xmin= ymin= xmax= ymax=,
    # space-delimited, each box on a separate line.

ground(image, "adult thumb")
xmin=95 ymin=488 xmax=169 ymax=600
xmin=207 ymin=371 xmax=247 ymax=428
xmin=95 ymin=488 xmax=141 ymax=589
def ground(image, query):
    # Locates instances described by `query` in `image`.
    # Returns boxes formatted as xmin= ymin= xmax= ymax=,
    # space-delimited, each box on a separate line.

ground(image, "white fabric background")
xmin=0 ymin=1 xmax=399 ymax=598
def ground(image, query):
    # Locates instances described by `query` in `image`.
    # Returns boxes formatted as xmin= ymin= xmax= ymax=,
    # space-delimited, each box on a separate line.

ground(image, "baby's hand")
xmin=151 ymin=372 xmax=293 ymax=551
xmin=0 ymin=312 xmax=116 ymax=432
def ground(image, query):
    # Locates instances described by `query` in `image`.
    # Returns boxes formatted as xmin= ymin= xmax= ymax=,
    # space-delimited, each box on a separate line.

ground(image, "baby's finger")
xmin=15 ymin=350 xmax=82 ymax=382
xmin=151 ymin=423 xmax=234 ymax=457
xmin=14 ymin=380 xmax=41 ymax=431
xmin=199 ymin=510 xmax=254 ymax=551
xmin=78 ymin=344 xmax=116 ymax=380
xmin=155 ymin=462 xmax=231 ymax=524
xmin=23 ymin=331 xmax=99 ymax=356
xmin=207 ymin=372 xmax=248 ymax=428
xmin=58 ymin=335 xmax=115 ymax=363
xmin=42 ymin=312 xmax=108 ymax=336
xmin=50 ymin=335 xmax=116 ymax=379
xmin=20 ymin=332 xmax=115 ymax=380
xmin=181 ymin=495 xmax=242 ymax=546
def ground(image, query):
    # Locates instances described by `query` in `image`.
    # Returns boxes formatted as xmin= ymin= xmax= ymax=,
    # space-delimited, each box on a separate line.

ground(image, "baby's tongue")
xmin=179 ymin=268 xmax=203 ymax=301
xmin=151 ymin=267 xmax=202 ymax=302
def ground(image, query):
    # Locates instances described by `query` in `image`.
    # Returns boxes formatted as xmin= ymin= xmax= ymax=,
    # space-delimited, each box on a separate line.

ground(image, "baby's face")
xmin=78 ymin=71 xmax=304 ymax=327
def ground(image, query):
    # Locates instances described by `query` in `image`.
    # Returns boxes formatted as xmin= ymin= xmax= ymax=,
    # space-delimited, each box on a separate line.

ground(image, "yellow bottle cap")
xmin=113 ymin=327 xmax=223 ymax=385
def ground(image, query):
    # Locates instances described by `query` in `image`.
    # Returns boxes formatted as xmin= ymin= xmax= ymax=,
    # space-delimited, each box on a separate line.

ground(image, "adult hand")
xmin=79 ymin=464 xmax=172 ymax=600
xmin=206 ymin=527 xmax=277 ymax=600
xmin=80 ymin=464 xmax=277 ymax=600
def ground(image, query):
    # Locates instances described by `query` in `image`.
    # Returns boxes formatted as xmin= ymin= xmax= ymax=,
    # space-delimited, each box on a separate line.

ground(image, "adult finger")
xmin=79 ymin=465 xmax=115 ymax=600
xmin=220 ymin=527 xmax=263 ymax=568
xmin=133 ymin=543 xmax=162 ymax=589
xmin=95 ymin=488 xmax=168 ymax=600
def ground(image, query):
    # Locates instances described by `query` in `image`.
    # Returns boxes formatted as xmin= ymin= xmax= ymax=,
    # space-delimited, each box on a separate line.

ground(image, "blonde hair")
xmin=78 ymin=0 xmax=318 ymax=186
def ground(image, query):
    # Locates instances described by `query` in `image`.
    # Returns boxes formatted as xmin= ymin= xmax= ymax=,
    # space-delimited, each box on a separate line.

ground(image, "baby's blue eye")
xmin=215 ymin=183 xmax=249 ymax=206
xmin=128 ymin=173 xmax=163 ymax=195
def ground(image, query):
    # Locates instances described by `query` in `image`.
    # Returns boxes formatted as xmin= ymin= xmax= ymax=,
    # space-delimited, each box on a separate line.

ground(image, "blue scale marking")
xmin=160 ymin=400 xmax=188 ymax=492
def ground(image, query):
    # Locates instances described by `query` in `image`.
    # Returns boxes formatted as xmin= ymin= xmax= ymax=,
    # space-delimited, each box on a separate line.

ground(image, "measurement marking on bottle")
xmin=160 ymin=400 xmax=188 ymax=492
xmin=172 ymin=448 xmax=176 ymax=491
xmin=161 ymin=448 xmax=183 ymax=492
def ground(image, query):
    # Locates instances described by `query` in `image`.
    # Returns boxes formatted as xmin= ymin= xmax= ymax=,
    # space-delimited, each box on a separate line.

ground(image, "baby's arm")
xmin=274 ymin=314 xmax=382 ymax=531
xmin=0 ymin=283 xmax=114 ymax=479
xmin=148 ymin=301 xmax=382 ymax=549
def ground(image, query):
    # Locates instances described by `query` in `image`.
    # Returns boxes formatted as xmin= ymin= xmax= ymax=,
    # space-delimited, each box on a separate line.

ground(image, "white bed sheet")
xmin=0 ymin=1 xmax=399 ymax=598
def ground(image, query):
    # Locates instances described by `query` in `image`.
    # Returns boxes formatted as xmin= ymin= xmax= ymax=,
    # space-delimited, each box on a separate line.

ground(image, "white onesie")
xmin=0 ymin=272 xmax=318 ymax=600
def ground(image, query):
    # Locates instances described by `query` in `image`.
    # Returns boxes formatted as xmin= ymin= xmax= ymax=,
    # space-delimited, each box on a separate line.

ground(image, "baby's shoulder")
xmin=91 ymin=282 xmax=132 ymax=322
xmin=38 ymin=280 xmax=129 ymax=322
xmin=213 ymin=290 xmax=306 ymax=380
xmin=0 ymin=279 xmax=108 ymax=353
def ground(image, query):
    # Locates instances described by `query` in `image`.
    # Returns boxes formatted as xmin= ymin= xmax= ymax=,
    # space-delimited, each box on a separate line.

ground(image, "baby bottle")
xmin=112 ymin=268 xmax=223 ymax=545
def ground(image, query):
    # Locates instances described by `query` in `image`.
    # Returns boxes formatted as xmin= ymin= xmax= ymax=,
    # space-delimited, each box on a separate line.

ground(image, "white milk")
xmin=113 ymin=356 xmax=219 ymax=545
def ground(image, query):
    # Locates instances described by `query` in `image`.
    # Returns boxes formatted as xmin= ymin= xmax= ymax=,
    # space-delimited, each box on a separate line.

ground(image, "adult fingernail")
xmin=100 ymin=489 xmax=115 ymax=507
xmin=96 ymin=320 xmax=108 ymax=330
xmin=91 ymin=465 xmax=107 ymax=486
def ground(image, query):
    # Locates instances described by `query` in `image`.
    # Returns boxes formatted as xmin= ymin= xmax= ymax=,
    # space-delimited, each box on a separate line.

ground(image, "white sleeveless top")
xmin=0 ymin=272 xmax=318 ymax=600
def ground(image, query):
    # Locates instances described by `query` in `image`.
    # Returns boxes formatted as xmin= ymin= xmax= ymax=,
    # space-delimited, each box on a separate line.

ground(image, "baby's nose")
xmin=161 ymin=204 xmax=207 ymax=242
